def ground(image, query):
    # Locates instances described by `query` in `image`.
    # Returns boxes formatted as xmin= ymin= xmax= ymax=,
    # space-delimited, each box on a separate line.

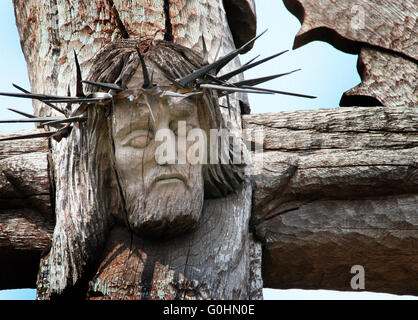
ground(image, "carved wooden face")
xmin=111 ymin=74 xmax=204 ymax=239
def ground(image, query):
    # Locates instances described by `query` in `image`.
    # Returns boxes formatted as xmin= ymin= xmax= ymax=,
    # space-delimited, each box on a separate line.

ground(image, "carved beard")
xmin=123 ymin=164 xmax=204 ymax=239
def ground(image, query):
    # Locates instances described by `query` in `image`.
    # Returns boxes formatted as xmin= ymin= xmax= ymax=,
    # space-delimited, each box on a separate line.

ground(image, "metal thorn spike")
xmin=0 ymin=117 xmax=65 ymax=123
xmin=242 ymin=55 xmax=260 ymax=67
xmin=10 ymin=85 xmax=66 ymax=115
xmin=165 ymin=75 xmax=185 ymax=89
xmin=0 ymin=91 xmax=70 ymax=100
xmin=82 ymin=80 xmax=123 ymax=91
xmin=42 ymin=97 xmax=112 ymax=104
xmin=0 ymin=130 xmax=58 ymax=142
xmin=226 ymin=93 xmax=232 ymax=117
xmin=7 ymin=108 xmax=36 ymax=119
xmin=136 ymin=47 xmax=152 ymax=89
xmin=143 ymin=95 xmax=156 ymax=123
xmin=233 ymin=69 xmax=301 ymax=87
xmin=201 ymin=34 xmax=209 ymax=64
xmin=218 ymin=50 xmax=289 ymax=82
xmin=74 ymin=50 xmax=85 ymax=97
xmin=199 ymin=83 xmax=273 ymax=95
xmin=240 ymin=85 xmax=317 ymax=99
xmin=177 ymin=29 xmax=268 ymax=87
xmin=43 ymin=116 xmax=87 ymax=126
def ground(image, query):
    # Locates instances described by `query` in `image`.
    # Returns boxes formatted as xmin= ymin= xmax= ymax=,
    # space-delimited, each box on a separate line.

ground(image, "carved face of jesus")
xmin=111 ymin=87 xmax=204 ymax=239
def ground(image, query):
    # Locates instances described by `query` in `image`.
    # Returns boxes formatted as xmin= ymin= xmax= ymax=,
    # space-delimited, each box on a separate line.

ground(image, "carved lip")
xmin=154 ymin=173 xmax=186 ymax=185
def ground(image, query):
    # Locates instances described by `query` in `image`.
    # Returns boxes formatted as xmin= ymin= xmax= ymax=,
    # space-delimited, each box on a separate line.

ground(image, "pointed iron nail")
xmin=136 ymin=47 xmax=151 ymax=89
xmin=43 ymin=116 xmax=87 ymax=126
xmin=11 ymin=84 xmax=66 ymax=115
xmin=143 ymin=96 xmax=156 ymax=123
xmin=7 ymin=108 xmax=36 ymax=119
xmin=82 ymin=80 xmax=122 ymax=91
xmin=201 ymin=34 xmax=209 ymax=64
xmin=0 ymin=117 xmax=65 ymax=123
xmin=233 ymin=70 xmax=301 ymax=87
xmin=240 ymin=86 xmax=317 ymax=99
xmin=74 ymin=50 xmax=85 ymax=97
xmin=226 ymin=93 xmax=232 ymax=117
xmin=218 ymin=50 xmax=288 ymax=81
xmin=199 ymin=83 xmax=273 ymax=95
xmin=177 ymin=30 xmax=268 ymax=87
xmin=0 ymin=130 xmax=58 ymax=142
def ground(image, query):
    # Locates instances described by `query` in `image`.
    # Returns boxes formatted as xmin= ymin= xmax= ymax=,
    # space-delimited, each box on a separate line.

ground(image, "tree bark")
xmin=243 ymin=106 xmax=418 ymax=295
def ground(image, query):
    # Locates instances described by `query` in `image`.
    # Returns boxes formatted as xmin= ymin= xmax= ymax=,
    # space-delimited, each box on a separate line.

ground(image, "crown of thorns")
xmin=0 ymin=30 xmax=315 ymax=142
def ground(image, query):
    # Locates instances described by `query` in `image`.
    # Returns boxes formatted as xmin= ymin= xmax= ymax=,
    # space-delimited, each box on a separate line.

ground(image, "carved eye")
xmin=121 ymin=129 xmax=154 ymax=149
xmin=170 ymin=121 xmax=193 ymax=137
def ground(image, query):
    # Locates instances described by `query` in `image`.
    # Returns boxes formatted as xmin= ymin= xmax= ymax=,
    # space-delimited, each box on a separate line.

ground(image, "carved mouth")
xmin=154 ymin=173 xmax=186 ymax=185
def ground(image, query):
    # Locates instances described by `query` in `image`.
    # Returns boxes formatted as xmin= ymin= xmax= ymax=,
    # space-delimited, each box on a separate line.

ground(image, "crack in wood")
xmin=163 ymin=0 xmax=173 ymax=41
xmin=107 ymin=0 xmax=130 ymax=39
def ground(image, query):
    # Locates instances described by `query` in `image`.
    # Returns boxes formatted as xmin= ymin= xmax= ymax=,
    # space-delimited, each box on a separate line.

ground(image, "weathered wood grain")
xmin=12 ymin=0 xmax=261 ymax=299
xmin=259 ymin=194 xmax=418 ymax=295
xmin=340 ymin=47 xmax=418 ymax=108
xmin=283 ymin=0 xmax=418 ymax=61
xmin=243 ymin=107 xmax=418 ymax=295
xmin=222 ymin=0 xmax=256 ymax=51
xmin=244 ymin=106 xmax=418 ymax=220
xmin=0 ymin=130 xmax=53 ymax=289
xmin=282 ymin=0 xmax=417 ymax=108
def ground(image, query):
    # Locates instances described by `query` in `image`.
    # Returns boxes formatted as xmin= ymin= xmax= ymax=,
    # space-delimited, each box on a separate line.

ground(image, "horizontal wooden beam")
xmin=0 ymin=130 xmax=53 ymax=289
xmin=244 ymin=106 xmax=418 ymax=295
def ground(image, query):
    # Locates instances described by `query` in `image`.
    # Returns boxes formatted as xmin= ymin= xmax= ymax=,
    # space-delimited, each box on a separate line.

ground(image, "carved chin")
xmin=126 ymin=181 xmax=204 ymax=239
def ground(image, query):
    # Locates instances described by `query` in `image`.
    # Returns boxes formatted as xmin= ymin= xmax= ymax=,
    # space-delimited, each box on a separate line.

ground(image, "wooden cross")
xmin=0 ymin=0 xmax=417 ymax=299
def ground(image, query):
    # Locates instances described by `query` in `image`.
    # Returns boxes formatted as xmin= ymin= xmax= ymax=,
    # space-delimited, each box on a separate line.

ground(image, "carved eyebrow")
xmin=114 ymin=117 xmax=151 ymax=140
xmin=166 ymin=97 xmax=196 ymax=118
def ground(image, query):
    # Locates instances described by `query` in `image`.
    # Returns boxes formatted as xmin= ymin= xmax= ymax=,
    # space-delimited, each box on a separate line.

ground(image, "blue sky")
xmin=0 ymin=0 xmax=416 ymax=300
